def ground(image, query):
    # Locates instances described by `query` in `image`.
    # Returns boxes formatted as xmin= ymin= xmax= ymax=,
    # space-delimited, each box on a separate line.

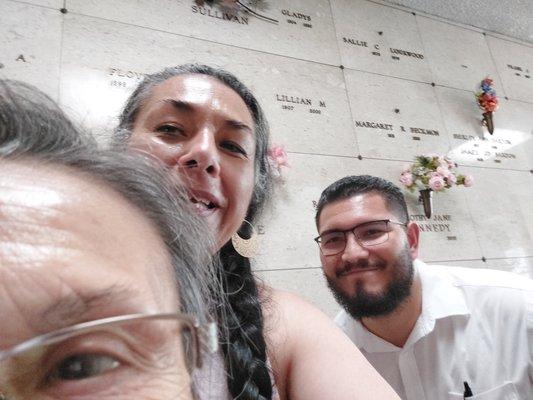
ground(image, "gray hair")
xmin=0 ymin=78 xmax=216 ymax=324
xmin=113 ymin=64 xmax=273 ymax=223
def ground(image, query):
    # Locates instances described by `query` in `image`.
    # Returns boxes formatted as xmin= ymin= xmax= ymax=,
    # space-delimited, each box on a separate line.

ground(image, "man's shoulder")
xmin=420 ymin=262 xmax=532 ymax=317
xmin=420 ymin=262 xmax=533 ymax=292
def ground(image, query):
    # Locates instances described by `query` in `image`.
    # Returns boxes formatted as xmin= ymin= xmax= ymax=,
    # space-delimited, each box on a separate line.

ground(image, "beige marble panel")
xmin=509 ymin=170 xmax=533 ymax=254
xmin=417 ymin=16 xmax=501 ymax=92
xmin=60 ymin=14 xmax=356 ymax=154
xmin=344 ymin=69 xmax=451 ymax=160
xmin=431 ymin=259 xmax=486 ymax=268
xmin=66 ymin=0 xmax=340 ymax=65
xmin=491 ymin=100 xmax=533 ymax=171
xmin=254 ymin=152 xmax=362 ymax=272
xmin=486 ymin=36 xmax=533 ymax=103
xmin=331 ymin=0 xmax=432 ymax=82
xmin=12 ymin=0 xmax=61 ymax=7
xmin=436 ymin=87 xmax=532 ymax=170
xmin=254 ymin=268 xmax=340 ymax=317
xmin=408 ymin=196 xmax=483 ymax=263
xmin=238 ymin=64 xmax=358 ymax=157
xmin=463 ymin=168 xmax=533 ymax=259
xmin=526 ymin=133 xmax=533 ymax=172
xmin=0 ymin=0 xmax=62 ymax=98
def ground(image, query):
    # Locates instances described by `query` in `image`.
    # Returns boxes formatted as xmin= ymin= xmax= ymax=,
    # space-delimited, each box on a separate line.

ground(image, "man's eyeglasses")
xmin=0 ymin=313 xmax=218 ymax=399
xmin=314 ymin=219 xmax=407 ymax=257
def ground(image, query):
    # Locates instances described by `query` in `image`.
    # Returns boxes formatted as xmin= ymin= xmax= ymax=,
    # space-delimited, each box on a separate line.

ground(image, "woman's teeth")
xmin=190 ymin=197 xmax=216 ymax=210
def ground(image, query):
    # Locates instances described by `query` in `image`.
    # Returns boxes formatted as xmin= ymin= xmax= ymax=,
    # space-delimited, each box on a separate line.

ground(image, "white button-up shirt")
xmin=334 ymin=260 xmax=533 ymax=400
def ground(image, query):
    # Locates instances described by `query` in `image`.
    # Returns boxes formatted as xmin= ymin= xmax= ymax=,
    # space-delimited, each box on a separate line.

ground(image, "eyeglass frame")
xmin=314 ymin=219 xmax=408 ymax=257
xmin=0 ymin=312 xmax=218 ymax=370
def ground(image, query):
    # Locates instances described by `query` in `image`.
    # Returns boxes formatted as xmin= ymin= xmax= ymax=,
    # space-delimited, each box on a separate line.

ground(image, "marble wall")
xmin=2 ymin=0 xmax=532 ymax=316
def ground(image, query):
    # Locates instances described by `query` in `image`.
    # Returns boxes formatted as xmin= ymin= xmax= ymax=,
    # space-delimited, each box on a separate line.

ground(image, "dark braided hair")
xmin=114 ymin=65 xmax=274 ymax=400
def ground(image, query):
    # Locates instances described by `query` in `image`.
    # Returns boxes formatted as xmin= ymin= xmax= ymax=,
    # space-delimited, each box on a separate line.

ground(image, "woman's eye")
xmin=155 ymin=124 xmax=184 ymax=136
xmin=221 ymin=141 xmax=247 ymax=156
xmin=47 ymin=353 xmax=120 ymax=382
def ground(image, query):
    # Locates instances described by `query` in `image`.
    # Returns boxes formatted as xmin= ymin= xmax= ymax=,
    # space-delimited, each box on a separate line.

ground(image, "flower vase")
xmin=419 ymin=189 xmax=433 ymax=219
xmin=482 ymin=111 xmax=494 ymax=135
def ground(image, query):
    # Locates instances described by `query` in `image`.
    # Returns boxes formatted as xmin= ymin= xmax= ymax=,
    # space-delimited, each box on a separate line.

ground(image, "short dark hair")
xmin=315 ymin=175 xmax=409 ymax=227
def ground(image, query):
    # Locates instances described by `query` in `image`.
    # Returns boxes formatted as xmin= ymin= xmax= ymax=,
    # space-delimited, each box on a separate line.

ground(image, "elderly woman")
xmin=0 ymin=79 xmax=219 ymax=399
xmin=113 ymin=64 xmax=399 ymax=400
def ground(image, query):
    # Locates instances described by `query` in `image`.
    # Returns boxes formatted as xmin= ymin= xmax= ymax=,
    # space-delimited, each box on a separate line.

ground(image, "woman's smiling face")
xmin=129 ymin=74 xmax=256 ymax=249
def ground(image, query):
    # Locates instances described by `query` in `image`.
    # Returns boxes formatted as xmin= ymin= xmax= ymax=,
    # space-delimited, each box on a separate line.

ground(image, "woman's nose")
xmin=177 ymin=129 xmax=220 ymax=177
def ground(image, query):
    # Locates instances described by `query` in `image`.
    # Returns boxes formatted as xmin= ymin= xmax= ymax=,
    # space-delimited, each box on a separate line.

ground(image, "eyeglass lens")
xmin=0 ymin=318 xmax=196 ymax=400
xmin=320 ymin=220 xmax=390 ymax=256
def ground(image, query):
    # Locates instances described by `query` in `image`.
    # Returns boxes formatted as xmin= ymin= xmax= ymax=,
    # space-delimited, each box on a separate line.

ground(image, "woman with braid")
xmin=114 ymin=64 xmax=399 ymax=400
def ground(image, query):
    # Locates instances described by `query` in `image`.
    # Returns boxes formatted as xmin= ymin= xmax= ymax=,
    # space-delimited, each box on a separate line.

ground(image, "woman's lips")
xmin=191 ymin=200 xmax=218 ymax=216
xmin=187 ymin=188 xmax=224 ymax=217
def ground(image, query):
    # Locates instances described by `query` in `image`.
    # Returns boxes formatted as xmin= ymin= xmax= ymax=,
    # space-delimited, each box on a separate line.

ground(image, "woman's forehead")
xmin=147 ymin=74 xmax=252 ymax=118
xmin=0 ymin=161 xmax=177 ymax=311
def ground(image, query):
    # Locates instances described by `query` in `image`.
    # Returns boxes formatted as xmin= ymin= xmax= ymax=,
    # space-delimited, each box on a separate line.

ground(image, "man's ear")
xmin=406 ymin=222 xmax=420 ymax=260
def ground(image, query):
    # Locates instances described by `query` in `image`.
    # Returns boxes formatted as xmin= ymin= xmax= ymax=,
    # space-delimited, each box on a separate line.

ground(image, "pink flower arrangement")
xmin=428 ymin=174 xmax=445 ymax=191
xmin=463 ymin=175 xmax=474 ymax=187
xmin=267 ymin=145 xmax=289 ymax=179
xmin=399 ymin=172 xmax=413 ymax=187
xmin=400 ymin=154 xmax=473 ymax=193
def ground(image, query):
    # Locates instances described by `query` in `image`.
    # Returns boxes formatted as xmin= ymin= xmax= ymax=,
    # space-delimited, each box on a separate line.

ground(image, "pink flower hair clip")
xmin=267 ymin=145 xmax=289 ymax=180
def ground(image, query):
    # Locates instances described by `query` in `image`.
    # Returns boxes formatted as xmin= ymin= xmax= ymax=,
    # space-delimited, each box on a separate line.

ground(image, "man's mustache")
xmin=336 ymin=259 xmax=387 ymax=278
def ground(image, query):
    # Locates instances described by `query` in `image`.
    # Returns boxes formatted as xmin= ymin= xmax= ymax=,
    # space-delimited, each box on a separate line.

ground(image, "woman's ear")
xmin=406 ymin=222 xmax=420 ymax=260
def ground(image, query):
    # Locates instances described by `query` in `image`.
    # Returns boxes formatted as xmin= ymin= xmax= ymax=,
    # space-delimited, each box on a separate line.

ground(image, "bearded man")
xmin=314 ymin=175 xmax=532 ymax=400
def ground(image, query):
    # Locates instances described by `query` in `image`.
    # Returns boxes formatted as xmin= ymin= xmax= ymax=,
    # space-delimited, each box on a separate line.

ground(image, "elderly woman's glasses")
xmin=0 ymin=313 xmax=218 ymax=400
xmin=314 ymin=219 xmax=407 ymax=257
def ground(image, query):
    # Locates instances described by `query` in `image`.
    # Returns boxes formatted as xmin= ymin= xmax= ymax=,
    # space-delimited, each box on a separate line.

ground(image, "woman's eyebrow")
xmin=37 ymin=285 xmax=138 ymax=333
xmin=225 ymin=119 xmax=253 ymax=134
xmin=157 ymin=98 xmax=253 ymax=134
xmin=160 ymin=98 xmax=194 ymax=112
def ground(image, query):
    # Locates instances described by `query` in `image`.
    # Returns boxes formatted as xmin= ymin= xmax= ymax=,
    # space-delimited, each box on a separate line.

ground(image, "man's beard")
xmin=326 ymin=246 xmax=414 ymax=319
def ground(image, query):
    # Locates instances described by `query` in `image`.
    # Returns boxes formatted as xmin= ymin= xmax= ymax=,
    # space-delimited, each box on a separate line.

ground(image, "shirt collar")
xmin=337 ymin=310 xmax=401 ymax=352
xmin=345 ymin=259 xmax=470 ymax=353
xmin=406 ymin=259 xmax=470 ymax=345
xmin=416 ymin=259 xmax=470 ymax=321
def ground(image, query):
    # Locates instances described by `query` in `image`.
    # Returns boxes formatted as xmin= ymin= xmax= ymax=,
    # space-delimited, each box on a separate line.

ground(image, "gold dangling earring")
xmin=231 ymin=220 xmax=259 ymax=258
